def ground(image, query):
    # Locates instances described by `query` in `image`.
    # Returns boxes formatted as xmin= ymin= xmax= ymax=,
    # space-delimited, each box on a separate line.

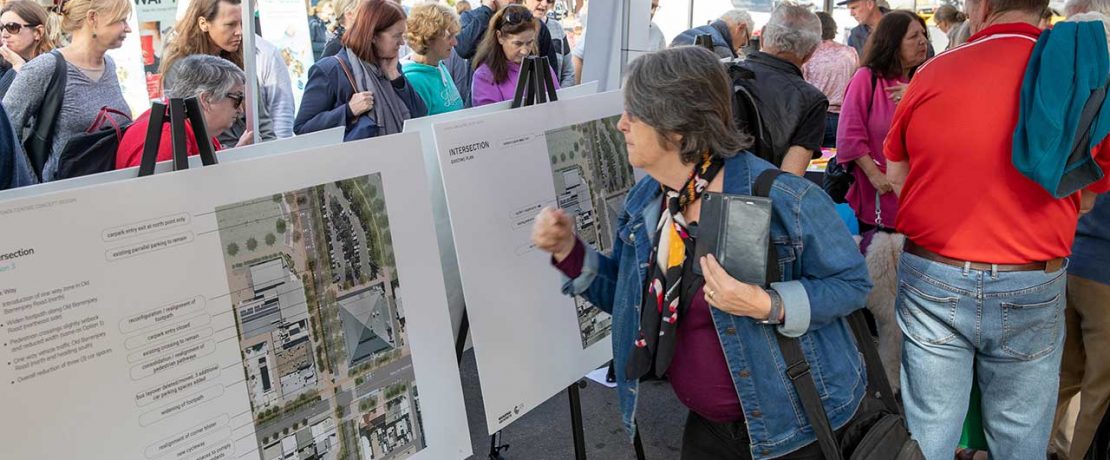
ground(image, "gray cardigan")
xmin=2 ymin=52 xmax=130 ymax=181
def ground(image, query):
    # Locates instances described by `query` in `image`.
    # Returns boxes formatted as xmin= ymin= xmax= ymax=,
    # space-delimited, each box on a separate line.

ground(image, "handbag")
xmin=755 ymin=169 xmax=924 ymax=460
xmin=22 ymin=49 xmax=67 ymax=180
xmin=54 ymin=107 xmax=132 ymax=180
xmin=823 ymin=71 xmax=879 ymax=204
xmin=692 ymin=191 xmax=773 ymax=285
xmin=335 ymin=55 xmax=379 ymax=141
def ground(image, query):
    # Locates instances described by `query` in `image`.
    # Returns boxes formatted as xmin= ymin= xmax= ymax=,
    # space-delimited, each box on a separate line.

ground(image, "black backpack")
xmin=22 ymin=50 xmax=66 ymax=181
xmin=728 ymin=63 xmax=774 ymax=161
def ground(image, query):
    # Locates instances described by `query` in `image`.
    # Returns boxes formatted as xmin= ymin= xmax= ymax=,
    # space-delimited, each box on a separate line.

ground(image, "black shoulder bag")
xmin=823 ymin=71 xmax=879 ymax=203
xmin=755 ymin=169 xmax=924 ymax=460
xmin=23 ymin=49 xmax=67 ymax=180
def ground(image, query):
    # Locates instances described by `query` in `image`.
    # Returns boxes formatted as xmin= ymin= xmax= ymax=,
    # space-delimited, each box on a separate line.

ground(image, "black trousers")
xmin=680 ymin=411 xmax=827 ymax=460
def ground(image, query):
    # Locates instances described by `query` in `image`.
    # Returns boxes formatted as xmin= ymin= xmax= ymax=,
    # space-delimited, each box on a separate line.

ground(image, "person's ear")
xmin=496 ymin=29 xmax=505 ymax=45
xmin=32 ymin=25 xmax=43 ymax=42
xmin=198 ymin=16 xmax=210 ymax=32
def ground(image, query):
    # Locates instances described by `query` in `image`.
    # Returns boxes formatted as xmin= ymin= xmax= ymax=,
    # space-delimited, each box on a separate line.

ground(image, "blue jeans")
xmin=896 ymin=252 xmax=1067 ymax=460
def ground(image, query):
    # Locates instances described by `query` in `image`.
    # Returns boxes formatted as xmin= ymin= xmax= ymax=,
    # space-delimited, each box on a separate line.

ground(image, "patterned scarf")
xmin=627 ymin=154 xmax=724 ymax=380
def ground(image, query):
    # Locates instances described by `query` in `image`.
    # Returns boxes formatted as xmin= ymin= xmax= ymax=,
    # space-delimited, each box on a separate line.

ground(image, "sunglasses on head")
xmin=502 ymin=10 xmax=534 ymax=26
xmin=0 ymin=22 xmax=35 ymax=34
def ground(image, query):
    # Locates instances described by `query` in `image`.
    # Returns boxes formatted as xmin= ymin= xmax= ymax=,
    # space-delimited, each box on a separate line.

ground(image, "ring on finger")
xmin=706 ymin=288 xmax=716 ymax=298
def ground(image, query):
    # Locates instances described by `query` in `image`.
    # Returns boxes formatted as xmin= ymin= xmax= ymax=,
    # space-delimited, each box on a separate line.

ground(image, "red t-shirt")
xmin=115 ymin=109 xmax=224 ymax=169
xmin=884 ymin=23 xmax=1110 ymax=264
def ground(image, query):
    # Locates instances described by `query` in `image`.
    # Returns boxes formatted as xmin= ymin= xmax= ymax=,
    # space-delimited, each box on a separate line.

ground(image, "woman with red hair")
xmin=294 ymin=0 xmax=426 ymax=141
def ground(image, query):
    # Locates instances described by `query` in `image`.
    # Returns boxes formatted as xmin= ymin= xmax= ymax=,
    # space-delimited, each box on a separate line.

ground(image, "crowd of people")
xmin=0 ymin=0 xmax=1108 ymax=459
xmin=530 ymin=1 xmax=1107 ymax=459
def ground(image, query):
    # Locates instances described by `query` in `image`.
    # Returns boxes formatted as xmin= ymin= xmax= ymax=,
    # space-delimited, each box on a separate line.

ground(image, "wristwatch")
xmin=760 ymin=288 xmax=784 ymax=325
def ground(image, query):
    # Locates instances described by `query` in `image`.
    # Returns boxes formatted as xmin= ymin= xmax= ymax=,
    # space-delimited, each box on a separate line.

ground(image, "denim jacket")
xmin=561 ymin=153 xmax=872 ymax=459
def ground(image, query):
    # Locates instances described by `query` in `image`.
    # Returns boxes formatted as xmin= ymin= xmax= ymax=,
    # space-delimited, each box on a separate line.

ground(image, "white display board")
xmin=0 ymin=132 xmax=471 ymax=460
xmin=0 ymin=128 xmax=344 ymax=201
xmin=257 ymin=0 xmax=316 ymax=109
xmin=401 ymin=83 xmax=598 ymax=351
xmin=435 ymin=90 xmax=630 ymax=433
xmin=108 ymin=11 xmax=153 ymax=118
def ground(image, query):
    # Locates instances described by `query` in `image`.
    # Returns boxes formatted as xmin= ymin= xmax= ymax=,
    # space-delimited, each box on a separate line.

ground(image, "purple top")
xmin=554 ymin=239 xmax=743 ymax=423
xmin=836 ymin=67 xmax=904 ymax=227
xmin=471 ymin=61 xmax=561 ymax=107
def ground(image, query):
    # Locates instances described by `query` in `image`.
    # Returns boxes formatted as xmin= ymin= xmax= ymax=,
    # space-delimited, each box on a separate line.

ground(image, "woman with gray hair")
xmin=531 ymin=46 xmax=872 ymax=459
xmin=115 ymin=54 xmax=251 ymax=168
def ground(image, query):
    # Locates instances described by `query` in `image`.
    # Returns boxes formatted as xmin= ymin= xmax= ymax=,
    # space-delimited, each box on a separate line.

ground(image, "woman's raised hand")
xmin=531 ymin=207 xmax=576 ymax=262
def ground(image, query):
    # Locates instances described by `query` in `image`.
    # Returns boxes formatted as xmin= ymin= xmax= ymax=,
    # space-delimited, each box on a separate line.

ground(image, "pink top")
xmin=802 ymin=40 xmax=858 ymax=113
xmin=472 ymin=60 xmax=561 ymax=107
xmin=836 ymin=67 xmax=905 ymax=227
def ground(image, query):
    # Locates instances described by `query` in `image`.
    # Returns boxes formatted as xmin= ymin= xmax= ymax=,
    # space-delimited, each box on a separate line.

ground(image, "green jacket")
xmin=401 ymin=60 xmax=464 ymax=116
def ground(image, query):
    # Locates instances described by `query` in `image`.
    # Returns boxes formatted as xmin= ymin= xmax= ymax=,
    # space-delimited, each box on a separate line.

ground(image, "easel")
xmin=137 ymin=97 xmax=218 ymax=177
xmin=452 ymin=56 xmax=594 ymax=460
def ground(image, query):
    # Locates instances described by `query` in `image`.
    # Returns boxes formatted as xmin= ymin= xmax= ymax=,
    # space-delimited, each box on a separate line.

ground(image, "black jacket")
xmin=731 ymin=52 xmax=828 ymax=168
xmin=455 ymin=5 xmax=559 ymax=75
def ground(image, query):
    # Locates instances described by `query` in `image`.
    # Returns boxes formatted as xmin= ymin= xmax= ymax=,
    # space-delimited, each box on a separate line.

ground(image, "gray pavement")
xmin=458 ymin=351 xmax=686 ymax=460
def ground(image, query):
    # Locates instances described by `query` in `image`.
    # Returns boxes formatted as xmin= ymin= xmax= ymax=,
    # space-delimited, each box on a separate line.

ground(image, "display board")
xmin=135 ymin=0 xmax=180 ymax=100
xmin=108 ymin=10 xmax=153 ymax=117
xmin=434 ymin=90 xmax=629 ymax=433
xmin=257 ymin=0 xmax=316 ymax=109
xmin=401 ymin=82 xmax=598 ymax=351
xmin=0 ymin=132 xmax=471 ymax=460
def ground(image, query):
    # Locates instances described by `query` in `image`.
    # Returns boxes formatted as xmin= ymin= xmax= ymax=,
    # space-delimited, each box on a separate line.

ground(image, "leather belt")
xmin=904 ymin=240 xmax=1064 ymax=273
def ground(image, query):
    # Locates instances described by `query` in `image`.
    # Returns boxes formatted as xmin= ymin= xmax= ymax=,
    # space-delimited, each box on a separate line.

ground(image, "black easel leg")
xmin=569 ymin=381 xmax=587 ymax=460
xmin=455 ymin=309 xmax=469 ymax=364
xmin=634 ymin=425 xmax=646 ymax=460
xmin=489 ymin=431 xmax=509 ymax=459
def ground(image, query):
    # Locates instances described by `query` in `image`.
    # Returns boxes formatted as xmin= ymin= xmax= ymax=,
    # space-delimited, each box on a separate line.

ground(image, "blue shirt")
xmin=1072 ymin=195 xmax=1110 ymax=285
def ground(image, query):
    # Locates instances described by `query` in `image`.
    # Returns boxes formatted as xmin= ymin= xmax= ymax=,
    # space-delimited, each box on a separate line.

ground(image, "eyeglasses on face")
xmin=225 ymin=92 xmax=245 ymax=110
xmin=0 ymin=22 xmax=35 ymax=34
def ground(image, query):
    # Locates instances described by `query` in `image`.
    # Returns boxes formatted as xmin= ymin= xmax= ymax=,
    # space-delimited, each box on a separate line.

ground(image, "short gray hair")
xmin=762 ymin=3 xmax=822 ymax=59
xmin=624 ymin=47 xmax=752 ymax=164
xmin=720 ymin=8 xmax=755 ymax=32
xmin=162 ymin=54 xmax=246 ymax=102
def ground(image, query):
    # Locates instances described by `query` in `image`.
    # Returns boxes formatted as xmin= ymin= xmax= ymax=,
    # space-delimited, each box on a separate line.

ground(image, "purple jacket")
xmin=471 ymin=61 xmax=561 ymax=107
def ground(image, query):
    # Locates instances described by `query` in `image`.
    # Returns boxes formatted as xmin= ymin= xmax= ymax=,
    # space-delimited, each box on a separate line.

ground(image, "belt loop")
xmin=963 ymin=261 xmax=971 ymax=276
xmin=991 ymin=264 xmax=998 ymax=278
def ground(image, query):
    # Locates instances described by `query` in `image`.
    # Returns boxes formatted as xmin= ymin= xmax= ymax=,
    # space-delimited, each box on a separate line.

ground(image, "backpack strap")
xmin=755 ymin=168 xmax=844 ymax=460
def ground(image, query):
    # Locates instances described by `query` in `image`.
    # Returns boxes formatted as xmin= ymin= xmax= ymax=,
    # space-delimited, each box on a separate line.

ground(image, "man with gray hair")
xmin=730 ymin=3 xmax=828 ymax=176
xmin=670 ymin=8 xmax=754 ymax=59
xmin=115 ymin=55 xmax=253 ymax=168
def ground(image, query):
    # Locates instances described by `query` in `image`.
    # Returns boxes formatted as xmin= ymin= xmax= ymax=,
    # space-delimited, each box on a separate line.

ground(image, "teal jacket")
xmin=401 ymin=60 xmax=464 ymax=116
xmin=1013 ymin=20 xmax=1110 ymax=198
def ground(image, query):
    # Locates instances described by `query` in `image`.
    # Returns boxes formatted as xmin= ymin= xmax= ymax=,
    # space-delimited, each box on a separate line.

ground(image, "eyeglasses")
xmin=225 ymin=92 xmax=245 ymax=110
xmin=502 ymin=10 xmax=534 ymax=26
xmin=0 ymin=22 xmax=35 ymax=34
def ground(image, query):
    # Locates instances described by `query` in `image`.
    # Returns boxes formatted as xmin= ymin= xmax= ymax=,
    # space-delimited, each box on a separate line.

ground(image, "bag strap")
xmin=846 ymin=309 xmax=902 ymax=414
xmin=754 ymin=169 xmax=783 ymax=285
xmin=754 ymin=169 xmax=844 ymax=460
xmin=335 ymin=55 xmax=359 ymax=93
xmin=27 ymin=50 xmax=67 ymax=178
